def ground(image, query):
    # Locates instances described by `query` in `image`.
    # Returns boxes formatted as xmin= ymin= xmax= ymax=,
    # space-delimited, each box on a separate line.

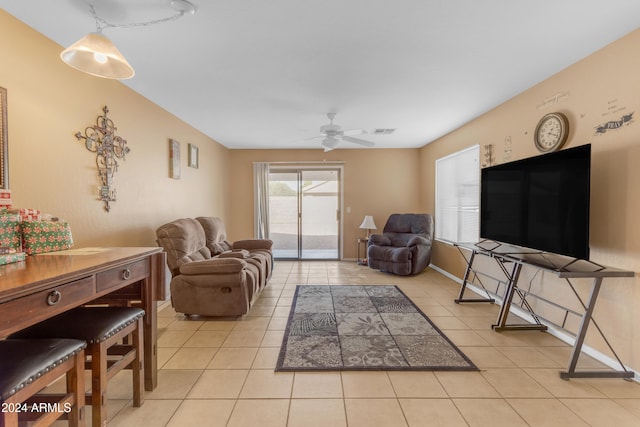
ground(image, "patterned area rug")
xmin=275 ymin=285 xmax=478 ymax=371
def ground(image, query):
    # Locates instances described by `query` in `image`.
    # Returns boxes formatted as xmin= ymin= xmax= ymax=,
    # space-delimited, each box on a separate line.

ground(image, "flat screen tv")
xmin=480 ymin=144 xmax=591 ymax=260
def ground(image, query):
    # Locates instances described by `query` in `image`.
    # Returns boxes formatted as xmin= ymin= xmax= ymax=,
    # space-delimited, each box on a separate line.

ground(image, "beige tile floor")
xmin=101 ymin=261 xmax=640 ymax=426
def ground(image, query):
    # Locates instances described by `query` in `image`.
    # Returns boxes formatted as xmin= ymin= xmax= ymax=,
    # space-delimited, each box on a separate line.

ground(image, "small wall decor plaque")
xmin=595 ymin=112 xmax=634 ymax=135
xmin=75 ymin=106 xmax=130 ymax=212
xmin=169 ymin=139 xmax=181 ymax=179
xmin=188 ymin=143 xmax=199 ymax=169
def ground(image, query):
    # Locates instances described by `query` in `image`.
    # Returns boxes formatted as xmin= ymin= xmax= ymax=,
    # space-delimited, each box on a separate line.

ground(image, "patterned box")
xmin=7 ymin=208 xmax=42 ymax=222
xmin=21 ymin=220 xmax=73 ymax=255
xmin=18 ymin=208 xmax=40 ymax=216
xmin=0 ymin=251 xmax=26 ymax=266
xmin=0 ymin=212 xmax=22 ymax=250
xmin=0 ymin=189 xmax=12 ymax=208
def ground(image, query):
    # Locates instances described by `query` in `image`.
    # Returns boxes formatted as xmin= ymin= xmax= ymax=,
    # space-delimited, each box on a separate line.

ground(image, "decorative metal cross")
xmin=75 ymin=106 xmax=130 ymax=212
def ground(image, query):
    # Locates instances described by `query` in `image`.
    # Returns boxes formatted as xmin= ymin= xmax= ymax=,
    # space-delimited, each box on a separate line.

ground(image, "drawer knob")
xmin=122 ymin=268 xmax=132 ymax=280
xmin=46 ymin=290 xmax=62 ymax=306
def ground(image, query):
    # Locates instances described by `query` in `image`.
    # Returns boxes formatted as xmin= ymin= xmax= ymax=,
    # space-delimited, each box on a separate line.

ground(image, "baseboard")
xmin=429 ymin=264 xmax=639 ymax=382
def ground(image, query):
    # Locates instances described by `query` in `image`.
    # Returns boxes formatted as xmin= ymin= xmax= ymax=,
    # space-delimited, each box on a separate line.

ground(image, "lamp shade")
xmin=60 ymin=32 xmax=135 ymax=80
xmin=359 ymin=215 xmax=377 ymax=230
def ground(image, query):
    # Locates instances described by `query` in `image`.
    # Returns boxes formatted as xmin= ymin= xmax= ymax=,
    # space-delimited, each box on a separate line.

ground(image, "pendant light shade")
xmin=60 ymin=32 xmax=135 ymax=80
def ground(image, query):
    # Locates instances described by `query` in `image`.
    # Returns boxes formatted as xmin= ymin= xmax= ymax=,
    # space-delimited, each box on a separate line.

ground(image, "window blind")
xmin=435 ymin=145 xmax=480 ymax=243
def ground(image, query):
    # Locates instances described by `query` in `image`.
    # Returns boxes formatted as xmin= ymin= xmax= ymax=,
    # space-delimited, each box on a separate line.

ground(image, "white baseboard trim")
xmin=429 ymin=264 xmax=638 ymax=382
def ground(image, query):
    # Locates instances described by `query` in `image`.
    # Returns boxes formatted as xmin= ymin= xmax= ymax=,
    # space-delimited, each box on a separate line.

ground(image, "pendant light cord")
xmin=89 ymin=2 xmax=194 ymax=33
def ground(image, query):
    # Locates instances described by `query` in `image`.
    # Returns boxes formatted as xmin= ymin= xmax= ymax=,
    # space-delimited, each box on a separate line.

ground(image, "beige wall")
xmin=0 ymin=10 xmax=229 ymax=247
xmin=227 ymin=149 xmax=422 ymax=258
xmin=5 ymin=7 xmax=640 ymax=371
xmin=421 ymin=29 xmax=640 ymax=369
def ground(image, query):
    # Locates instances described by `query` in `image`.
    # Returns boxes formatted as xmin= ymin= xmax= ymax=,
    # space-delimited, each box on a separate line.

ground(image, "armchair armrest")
xmin=233 ymin=239 xmax=273 ymax=251
xmin=179 ymin=258 xmax=247 ymax=275
xmin=368 ymin=234 xmax=391 ymax=246
xmin=407 ymin=235 xmax=430 ymax=247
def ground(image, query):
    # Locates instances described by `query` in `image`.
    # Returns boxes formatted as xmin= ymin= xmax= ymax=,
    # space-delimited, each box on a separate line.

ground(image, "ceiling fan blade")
xmin=342 ymin=129 xmax=366 ymax=137
xmin=341 ymin=135 xmax=375 ymax=147
xmin=304 ymin=135 xmax=325 ymax=142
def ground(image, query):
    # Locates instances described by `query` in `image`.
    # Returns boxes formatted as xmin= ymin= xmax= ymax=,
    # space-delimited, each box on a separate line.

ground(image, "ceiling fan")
xmin=306 ymin=113 xmax=375 ymax=152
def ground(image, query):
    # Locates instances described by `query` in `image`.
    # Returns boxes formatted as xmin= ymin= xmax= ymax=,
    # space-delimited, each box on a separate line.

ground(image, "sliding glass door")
xmin=268 ymin=167 xmax=341 ymax=259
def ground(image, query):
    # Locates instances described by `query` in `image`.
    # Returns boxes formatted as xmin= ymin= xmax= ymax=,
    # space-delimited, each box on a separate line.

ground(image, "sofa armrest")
xmin=179 ymin=258 xmax=246 ymax=275
xmin=218 ymin=249 xmax=251 ymax=259
xmin=233 ymin=239 xmax=273 ymax=251
xmin=368 ymin=234 xmax=391 ymax=246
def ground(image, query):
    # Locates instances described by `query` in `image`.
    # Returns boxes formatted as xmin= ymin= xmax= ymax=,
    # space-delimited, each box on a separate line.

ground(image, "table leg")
xmin=492 ymin=262 xmax=547 ymax=331
xmin=560 ymin=277 xmax=633 ymax=380
xmin=142 ymin=252 xmax=164 ymax=390
xmin=455 ymin=251 xmax=495 ymax=303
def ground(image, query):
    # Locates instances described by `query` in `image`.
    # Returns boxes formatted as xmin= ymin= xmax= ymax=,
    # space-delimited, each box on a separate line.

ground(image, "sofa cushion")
xmin=196 ymin=217 xmax=228 ymax=252
xmin=156 ymin=218 xmax=212 ymax=276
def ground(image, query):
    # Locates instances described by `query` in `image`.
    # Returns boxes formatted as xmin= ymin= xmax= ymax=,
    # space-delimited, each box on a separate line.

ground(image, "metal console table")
xmin=454 ymin=240 xmax=635 ymax=380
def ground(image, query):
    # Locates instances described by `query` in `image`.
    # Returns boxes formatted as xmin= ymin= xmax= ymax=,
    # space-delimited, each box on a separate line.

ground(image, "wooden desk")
xmin=0 ymin=247 xmax=166 ymax=391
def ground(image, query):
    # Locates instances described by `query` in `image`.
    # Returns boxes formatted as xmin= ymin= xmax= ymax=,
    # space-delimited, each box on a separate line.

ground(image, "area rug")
xmin=275 ymin=285 xmax=478 ymax=371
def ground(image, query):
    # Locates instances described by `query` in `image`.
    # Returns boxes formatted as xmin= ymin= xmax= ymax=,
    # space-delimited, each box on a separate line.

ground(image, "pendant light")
xmin=61 ymin=32 xmax=135 ymax=79
xmin=61 ymin=1 xmax=197 ymax=80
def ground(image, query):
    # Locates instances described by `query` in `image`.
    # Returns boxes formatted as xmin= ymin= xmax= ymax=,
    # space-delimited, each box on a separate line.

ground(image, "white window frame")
xmin=435 ymin=145 xmax=480 ymax=244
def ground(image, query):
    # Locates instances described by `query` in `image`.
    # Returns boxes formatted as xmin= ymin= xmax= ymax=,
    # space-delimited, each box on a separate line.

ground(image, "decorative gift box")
xmin=0 ymin=251 xmax=26 ymax=266
xmin=0 ymin=212 xmax=22 ymax=251
xmin=21 ymin=220 xmax=73 ymax=255
xmin=7 ymin=208 xmax=42 ymax=222
xmin=0 ymin=189 xmax=12 ymax=209
xmin=17 ymin=208 xmax=40 ymax=216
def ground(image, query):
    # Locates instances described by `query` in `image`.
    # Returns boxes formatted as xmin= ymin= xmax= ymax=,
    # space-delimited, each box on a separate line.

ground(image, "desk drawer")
xmin=96 ymin=259 xmax=149 ymax=292
xmin=0 ymin=276 xmax=95 ymax=337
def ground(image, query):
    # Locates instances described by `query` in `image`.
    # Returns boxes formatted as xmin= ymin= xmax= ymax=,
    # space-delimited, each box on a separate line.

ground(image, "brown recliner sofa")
xmin=156 ymin=218 xmax=271 ymax=317
xmin=196 ymin=216 xmax=273 ymax=288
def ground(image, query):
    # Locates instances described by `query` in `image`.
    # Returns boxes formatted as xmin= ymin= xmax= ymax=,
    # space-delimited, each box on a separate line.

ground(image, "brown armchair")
xmin=367 ymin=213 xmax=434 ymax=276
xmin=156 ymin=218 xmax=260 ymax=317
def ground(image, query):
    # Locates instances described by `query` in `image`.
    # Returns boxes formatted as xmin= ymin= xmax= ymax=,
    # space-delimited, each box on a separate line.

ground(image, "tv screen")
xmin=480 ymin=144 xmax=591 ymax=260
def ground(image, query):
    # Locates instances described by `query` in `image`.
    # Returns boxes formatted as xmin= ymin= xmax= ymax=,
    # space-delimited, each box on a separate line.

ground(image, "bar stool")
xmin=0 ymin=338 xmax=86 ymax=427
xmin=9 ymin=307 xmax=145 ymax=427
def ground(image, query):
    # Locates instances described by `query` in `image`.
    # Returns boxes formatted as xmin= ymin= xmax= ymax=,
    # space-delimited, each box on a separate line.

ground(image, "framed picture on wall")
xmin=169 ymin=139 xmax=180 ymax=179
xmin=1 ymin=87 xmax=8 ymax=189
xmin=188 ymin=143 xmax=199 ymax=169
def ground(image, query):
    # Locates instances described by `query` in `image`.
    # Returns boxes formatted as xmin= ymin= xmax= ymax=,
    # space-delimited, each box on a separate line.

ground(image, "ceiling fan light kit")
xmin=61 ymin=1 xmax=197 ymax=79
xmin=309 ymin=113 xmax=376 ymax=151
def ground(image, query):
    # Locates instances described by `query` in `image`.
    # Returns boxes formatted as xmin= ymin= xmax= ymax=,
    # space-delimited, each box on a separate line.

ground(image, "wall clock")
xmin=533 ymin=112 xmax=569 ymax=152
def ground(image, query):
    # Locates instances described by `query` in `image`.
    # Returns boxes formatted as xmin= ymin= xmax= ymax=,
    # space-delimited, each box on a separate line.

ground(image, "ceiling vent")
xmin=372 ymin=128 xmax=396 ymax=135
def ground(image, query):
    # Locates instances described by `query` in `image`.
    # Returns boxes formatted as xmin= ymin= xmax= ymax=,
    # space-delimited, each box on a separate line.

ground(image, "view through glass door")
xmin=268 ymin=168 xmax=341 ymax=259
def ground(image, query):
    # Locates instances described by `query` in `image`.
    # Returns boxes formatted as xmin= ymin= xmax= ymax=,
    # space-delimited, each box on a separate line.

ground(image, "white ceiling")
xmin=2 ymin=0 xmax=640 ymax=150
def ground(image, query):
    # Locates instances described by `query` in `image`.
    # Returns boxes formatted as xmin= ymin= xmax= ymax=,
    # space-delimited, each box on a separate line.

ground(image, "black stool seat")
xmin=9 ymin=306 xmax=145 ymax=427
xmin=9 ymin=307 xmax=145 ymax=343
xmin=0 ymin=338 xmax=86 ymax=401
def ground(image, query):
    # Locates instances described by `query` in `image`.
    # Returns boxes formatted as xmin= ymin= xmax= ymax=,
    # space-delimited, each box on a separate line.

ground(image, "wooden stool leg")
xmin=1 ymin=410 xmax=19 ymax=427
xmin=91 ymin=343 xmax=108 ymax=427
xmin=132 ymin=317 xmax=144 ymax=407
xmin=67 ymin=349 xmax=86 ymax=427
